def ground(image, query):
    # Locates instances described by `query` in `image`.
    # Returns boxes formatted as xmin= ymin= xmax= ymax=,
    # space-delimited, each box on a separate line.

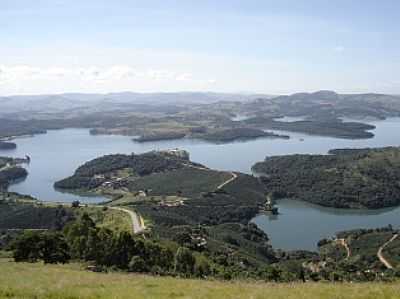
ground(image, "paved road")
xmin=377 ymin=234 xmax=398 ymax=269
xmin=110 ymin=206 xmax=146 ymax=234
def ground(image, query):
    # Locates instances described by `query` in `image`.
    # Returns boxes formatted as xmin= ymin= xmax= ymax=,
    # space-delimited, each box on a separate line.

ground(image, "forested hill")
xmin=54 ymin=150 xmax=203 ymax=190
xmin=0 ymin=157 xmax=28 ymax=190
xmin=252 ymin=147 xmax=400 ymax=209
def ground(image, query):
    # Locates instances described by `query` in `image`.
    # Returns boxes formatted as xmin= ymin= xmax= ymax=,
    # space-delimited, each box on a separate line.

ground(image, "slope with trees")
xmin=253 ymin=147 xmax=400 ymax=209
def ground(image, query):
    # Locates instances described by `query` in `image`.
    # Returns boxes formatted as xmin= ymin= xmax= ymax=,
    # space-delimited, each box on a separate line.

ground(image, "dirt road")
xmin=217 ymin=172 xmax=238 ymax=190
xmin=377 ymin=234 xmax=398 ymax=269
xmin=110 ymin=206 xmax=146 ymax=234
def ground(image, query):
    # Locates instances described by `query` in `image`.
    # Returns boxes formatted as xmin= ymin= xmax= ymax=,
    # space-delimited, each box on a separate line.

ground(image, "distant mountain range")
xmin=0 ymin=92 xmax=272 ymax=116
xmin=1 ymin=90 xmax=400 ymax=120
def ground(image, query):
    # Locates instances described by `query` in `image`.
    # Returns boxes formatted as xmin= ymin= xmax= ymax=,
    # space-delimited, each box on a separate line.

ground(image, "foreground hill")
xmin=252 ymin=147 xmax=400 ymax=209
xmin=1 ymin=260 xmax=399 ymax=299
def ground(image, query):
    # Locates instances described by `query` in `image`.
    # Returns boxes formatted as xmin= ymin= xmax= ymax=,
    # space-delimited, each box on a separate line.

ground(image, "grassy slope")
xmin=127 ymin=168 xmax=231 ymax=197
xmin=1 ymin=260 xmax=399 ymax=299
xmin=75 ymin=207 xmax=132 ymax=233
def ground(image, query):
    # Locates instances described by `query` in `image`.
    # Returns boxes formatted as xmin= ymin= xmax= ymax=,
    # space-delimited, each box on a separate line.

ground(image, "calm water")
xmin=3 ymin=118 xmax=400 ymax=249
xmin=252 ymin=200 xmax=400 ymax=250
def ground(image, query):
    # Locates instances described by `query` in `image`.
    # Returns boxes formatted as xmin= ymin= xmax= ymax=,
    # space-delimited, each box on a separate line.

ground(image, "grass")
xmin=127 ymin=168 xmax=231 ymax=198
xmin=76 ymin=207 xmax=132 ymax=233
xmin=1 ymin=259 xmax=400 ymax=299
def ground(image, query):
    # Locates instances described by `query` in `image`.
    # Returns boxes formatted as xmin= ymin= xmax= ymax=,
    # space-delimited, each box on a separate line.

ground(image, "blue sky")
xmin=1 ymin=0 xmax=399 ymax=95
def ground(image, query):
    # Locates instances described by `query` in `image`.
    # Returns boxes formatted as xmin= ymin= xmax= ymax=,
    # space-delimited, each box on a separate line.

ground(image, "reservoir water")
xmin=3 ymin=118 xmax=400 ymax=250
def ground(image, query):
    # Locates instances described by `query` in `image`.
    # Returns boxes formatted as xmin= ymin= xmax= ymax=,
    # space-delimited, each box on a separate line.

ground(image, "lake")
xmin=2 ymin=117 xmax=400 ymax=250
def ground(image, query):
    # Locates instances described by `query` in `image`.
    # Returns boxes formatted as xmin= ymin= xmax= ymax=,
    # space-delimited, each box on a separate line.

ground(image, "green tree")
xmin=194 ymin=256 xmax=211 ymax=278
xmin=11 ymin=231 xmax=42 ymax=262
xmin=12 ymin=231 xmax=70 ymax=264
xmin=174 ymin=247 xmax=195 ymax=276
xmin=63 ymin=213 xmax=98 ymax=260
xmin=109 ymin=232 xmax=136 ymax=268
xmin=39 ymin=232 xmax=70 ymax=264
xmin=128 ymin=256 xmax=148 ymax=273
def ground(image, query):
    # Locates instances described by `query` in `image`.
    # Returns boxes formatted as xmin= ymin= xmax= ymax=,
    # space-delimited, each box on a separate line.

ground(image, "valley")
xmin=1 ymin=92 xmax=400 ymax=287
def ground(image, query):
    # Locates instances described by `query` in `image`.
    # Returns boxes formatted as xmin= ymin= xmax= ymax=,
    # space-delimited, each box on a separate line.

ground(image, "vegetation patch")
xmin=253 ymin=147 xmax=400 ymax=209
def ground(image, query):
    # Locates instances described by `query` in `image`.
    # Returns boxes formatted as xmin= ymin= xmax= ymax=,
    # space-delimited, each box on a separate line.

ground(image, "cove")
xmin=2 ymin=117 xmax=400 ymax=249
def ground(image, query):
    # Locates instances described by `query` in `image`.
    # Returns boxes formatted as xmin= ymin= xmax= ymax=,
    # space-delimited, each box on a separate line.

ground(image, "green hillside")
xmin=252 ymin=147 xmax=400 ymax=209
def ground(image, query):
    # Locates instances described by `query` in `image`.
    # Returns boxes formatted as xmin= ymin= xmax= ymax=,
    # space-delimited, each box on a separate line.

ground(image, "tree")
xmin=174 ymin=247 xmax=195 ymax=275
xmin=129 ymin=256 xmax=148 ymax=273
xmin=12 ymin=231 xmax=70 ymax=264
xmin=173 ymin=231 xmax=192 ymax=247
xmin=11 ymin=231 xmax=42 ymax=262
xmin=109 ymin=232 xmax=136 ymax=268
xmin=63 ymin=213 xmax=98 ymax=260
xmin=194 ymin=256 xmax=211 ymax=278
xmin=39 ymin=232 xmax=70 ymax=264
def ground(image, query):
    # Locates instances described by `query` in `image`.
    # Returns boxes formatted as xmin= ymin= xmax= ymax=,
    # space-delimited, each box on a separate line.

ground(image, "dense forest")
xmin=252 ymin=147 xmax=400 ymax=209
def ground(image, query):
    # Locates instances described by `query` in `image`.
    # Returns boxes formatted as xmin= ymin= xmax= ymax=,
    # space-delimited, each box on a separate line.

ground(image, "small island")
xmin=133 ymin=131 xmax=187 ymax=142
xmin=252 ymin=147 xmax=400 ymax=209
xmin=199 ymin=128 xmax=289 ymax=143
xmin=243 ymin=118 xmax=375 ymax=139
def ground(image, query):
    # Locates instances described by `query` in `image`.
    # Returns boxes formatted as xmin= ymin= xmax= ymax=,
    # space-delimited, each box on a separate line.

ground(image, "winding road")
xmin=110 ymin=206 xmax=146 ymax=234
xmin=377 ymin=234 xmax=398 ymax=269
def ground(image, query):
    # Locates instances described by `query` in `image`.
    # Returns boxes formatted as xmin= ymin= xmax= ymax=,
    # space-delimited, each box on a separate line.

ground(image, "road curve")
xmin=337 ymin=238 xmax=351 ymax=259
xmin=110 ymin=206 xmax=146 ymax=234
xmin=377 ymin=234 xmax=398 ymax=269
xmin=217 ymin=172 xmax=238 ymax=190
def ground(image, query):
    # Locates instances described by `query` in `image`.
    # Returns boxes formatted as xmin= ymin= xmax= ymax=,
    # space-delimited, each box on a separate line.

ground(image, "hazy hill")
xmin=0 ymin=92 xmax=270 ymax=116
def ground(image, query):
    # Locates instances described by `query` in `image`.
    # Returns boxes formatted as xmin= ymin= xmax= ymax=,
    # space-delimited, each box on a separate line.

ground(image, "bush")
xmin=129 ymin=256 xmax=148 ymax=273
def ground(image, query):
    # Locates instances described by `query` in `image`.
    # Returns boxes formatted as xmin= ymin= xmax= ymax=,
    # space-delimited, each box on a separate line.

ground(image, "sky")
xmin=1 ymin=0 xmax=400 ymax=95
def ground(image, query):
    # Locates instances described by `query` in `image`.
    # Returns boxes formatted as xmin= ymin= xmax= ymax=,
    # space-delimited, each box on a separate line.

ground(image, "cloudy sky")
xmin=1 ymin=0 xmax=399 ymax=95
